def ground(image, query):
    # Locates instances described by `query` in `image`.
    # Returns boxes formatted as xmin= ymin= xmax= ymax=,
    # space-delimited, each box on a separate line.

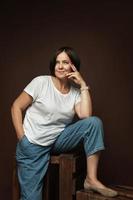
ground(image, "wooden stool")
xmin=44 ymin=153 xmax=85 ymax=200
xmin=76 ymin=185 xmax=133 ymax=200
xmin=13 ymin=152 xmax=86 ymax=200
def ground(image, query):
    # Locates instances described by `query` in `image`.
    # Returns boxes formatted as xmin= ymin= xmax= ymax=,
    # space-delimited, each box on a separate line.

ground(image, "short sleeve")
xmin=24 ymin=76 xmax=43 ymax=102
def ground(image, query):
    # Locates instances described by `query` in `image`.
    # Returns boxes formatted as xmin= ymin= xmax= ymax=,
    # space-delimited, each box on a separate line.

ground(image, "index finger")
xmin=71 ymin=64 xmax=77 ymax=72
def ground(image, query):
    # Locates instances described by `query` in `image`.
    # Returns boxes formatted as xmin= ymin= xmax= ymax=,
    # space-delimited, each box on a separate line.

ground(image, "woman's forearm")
xmin=11 ymin=103 xmax=24 ymax=140
xmin=79 ymin=83 xmax=92 ymax=118
xmin=80 ymin=87 xmax=92 ymax=117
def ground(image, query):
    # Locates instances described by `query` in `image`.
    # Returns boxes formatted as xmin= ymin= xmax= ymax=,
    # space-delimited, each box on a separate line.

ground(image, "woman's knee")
xmin=83 ymin=116 xmax=103 ymax=128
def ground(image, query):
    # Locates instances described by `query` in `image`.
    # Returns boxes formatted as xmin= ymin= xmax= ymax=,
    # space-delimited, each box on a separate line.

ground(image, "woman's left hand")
xmin=66 ymin=65 xmax=86 ymax=87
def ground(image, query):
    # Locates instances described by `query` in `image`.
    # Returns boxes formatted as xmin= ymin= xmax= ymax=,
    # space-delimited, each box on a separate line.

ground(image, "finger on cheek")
xmin=71 ymin=64 xmax=77 ymax=72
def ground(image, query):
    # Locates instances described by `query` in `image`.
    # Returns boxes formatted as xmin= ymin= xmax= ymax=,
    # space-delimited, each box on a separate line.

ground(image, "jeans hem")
xmin=86 ymin=146 xmax=105 ymax=157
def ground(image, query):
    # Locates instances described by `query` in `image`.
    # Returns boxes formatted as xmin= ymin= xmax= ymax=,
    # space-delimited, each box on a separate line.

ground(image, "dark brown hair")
xmin=49 ymin=46 xmax=80 ymax=75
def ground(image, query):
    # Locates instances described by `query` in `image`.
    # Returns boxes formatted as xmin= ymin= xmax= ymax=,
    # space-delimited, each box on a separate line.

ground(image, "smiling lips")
xmin=57 ymin=71 xmax=68 ymax=75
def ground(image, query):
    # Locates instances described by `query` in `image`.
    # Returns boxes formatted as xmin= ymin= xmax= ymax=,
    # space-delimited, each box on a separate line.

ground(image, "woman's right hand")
xmin=18 ymin=133 xmax=25 ymax=141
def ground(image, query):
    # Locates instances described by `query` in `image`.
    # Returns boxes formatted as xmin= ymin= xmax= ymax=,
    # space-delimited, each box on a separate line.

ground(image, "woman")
xmin=11 ymin=47 xmax=118 ymax=200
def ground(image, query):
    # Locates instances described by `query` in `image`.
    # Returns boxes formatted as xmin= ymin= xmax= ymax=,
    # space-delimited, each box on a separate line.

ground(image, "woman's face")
xmin=54 ymin=51 xmax=73 ymax=79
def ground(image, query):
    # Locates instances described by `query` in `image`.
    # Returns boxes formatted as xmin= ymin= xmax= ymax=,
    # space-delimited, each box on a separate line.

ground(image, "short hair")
xmin=49 ymin=46 xmax=80 ymax=76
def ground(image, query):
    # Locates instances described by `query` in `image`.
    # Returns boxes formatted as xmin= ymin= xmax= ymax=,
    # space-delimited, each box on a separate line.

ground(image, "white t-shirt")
xmin=23 ymin=75 xmax=81 ymax=146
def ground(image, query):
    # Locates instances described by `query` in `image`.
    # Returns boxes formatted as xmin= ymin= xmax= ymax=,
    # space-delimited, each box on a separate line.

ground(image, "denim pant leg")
xmin=16 ymin=135 xmax=51 ymax=200
xmin=52 ymin=116 xmax=105 ymax=156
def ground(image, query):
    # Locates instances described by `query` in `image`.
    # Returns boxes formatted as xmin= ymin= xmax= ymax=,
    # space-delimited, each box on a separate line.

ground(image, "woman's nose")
xmin=59 ymin=63 xmax=63 ymax=69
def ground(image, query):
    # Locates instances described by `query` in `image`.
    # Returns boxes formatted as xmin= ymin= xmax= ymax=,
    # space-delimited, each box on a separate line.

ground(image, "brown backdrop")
xmin=0 ymin=1 xmax=133 ymax=199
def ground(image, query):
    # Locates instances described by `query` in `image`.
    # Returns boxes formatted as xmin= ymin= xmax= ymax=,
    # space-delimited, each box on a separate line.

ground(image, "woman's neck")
xmin=51 ymin=76 xmax=71 ymax=94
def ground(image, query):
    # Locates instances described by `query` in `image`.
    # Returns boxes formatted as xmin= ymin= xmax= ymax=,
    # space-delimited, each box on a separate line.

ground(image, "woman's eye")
xmin=63 ymin=61 xmax=69 ymax=64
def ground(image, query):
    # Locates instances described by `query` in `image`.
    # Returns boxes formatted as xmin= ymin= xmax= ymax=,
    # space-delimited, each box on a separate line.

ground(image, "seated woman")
xmin=11 ymin=46 xmax=118 ymax=200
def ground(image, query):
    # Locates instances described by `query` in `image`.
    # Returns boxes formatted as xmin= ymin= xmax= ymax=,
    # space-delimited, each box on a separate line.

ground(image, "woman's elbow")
xmin=78 ymin=112 xmax=92 ymax=119
xmin=11 ymin=101 xmax=16 ymax=115
xmin=11 ymin=101 xmax=20 ymax=115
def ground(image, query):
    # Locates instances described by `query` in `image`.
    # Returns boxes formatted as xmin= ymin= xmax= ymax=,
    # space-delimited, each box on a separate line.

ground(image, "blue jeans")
xmin=16 ymin=116 xmax=105 ymax=200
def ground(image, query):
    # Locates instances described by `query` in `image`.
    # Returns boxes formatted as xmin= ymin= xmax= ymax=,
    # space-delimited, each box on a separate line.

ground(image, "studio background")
xmin=0 ymin=1 xmax=133 ymax=199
